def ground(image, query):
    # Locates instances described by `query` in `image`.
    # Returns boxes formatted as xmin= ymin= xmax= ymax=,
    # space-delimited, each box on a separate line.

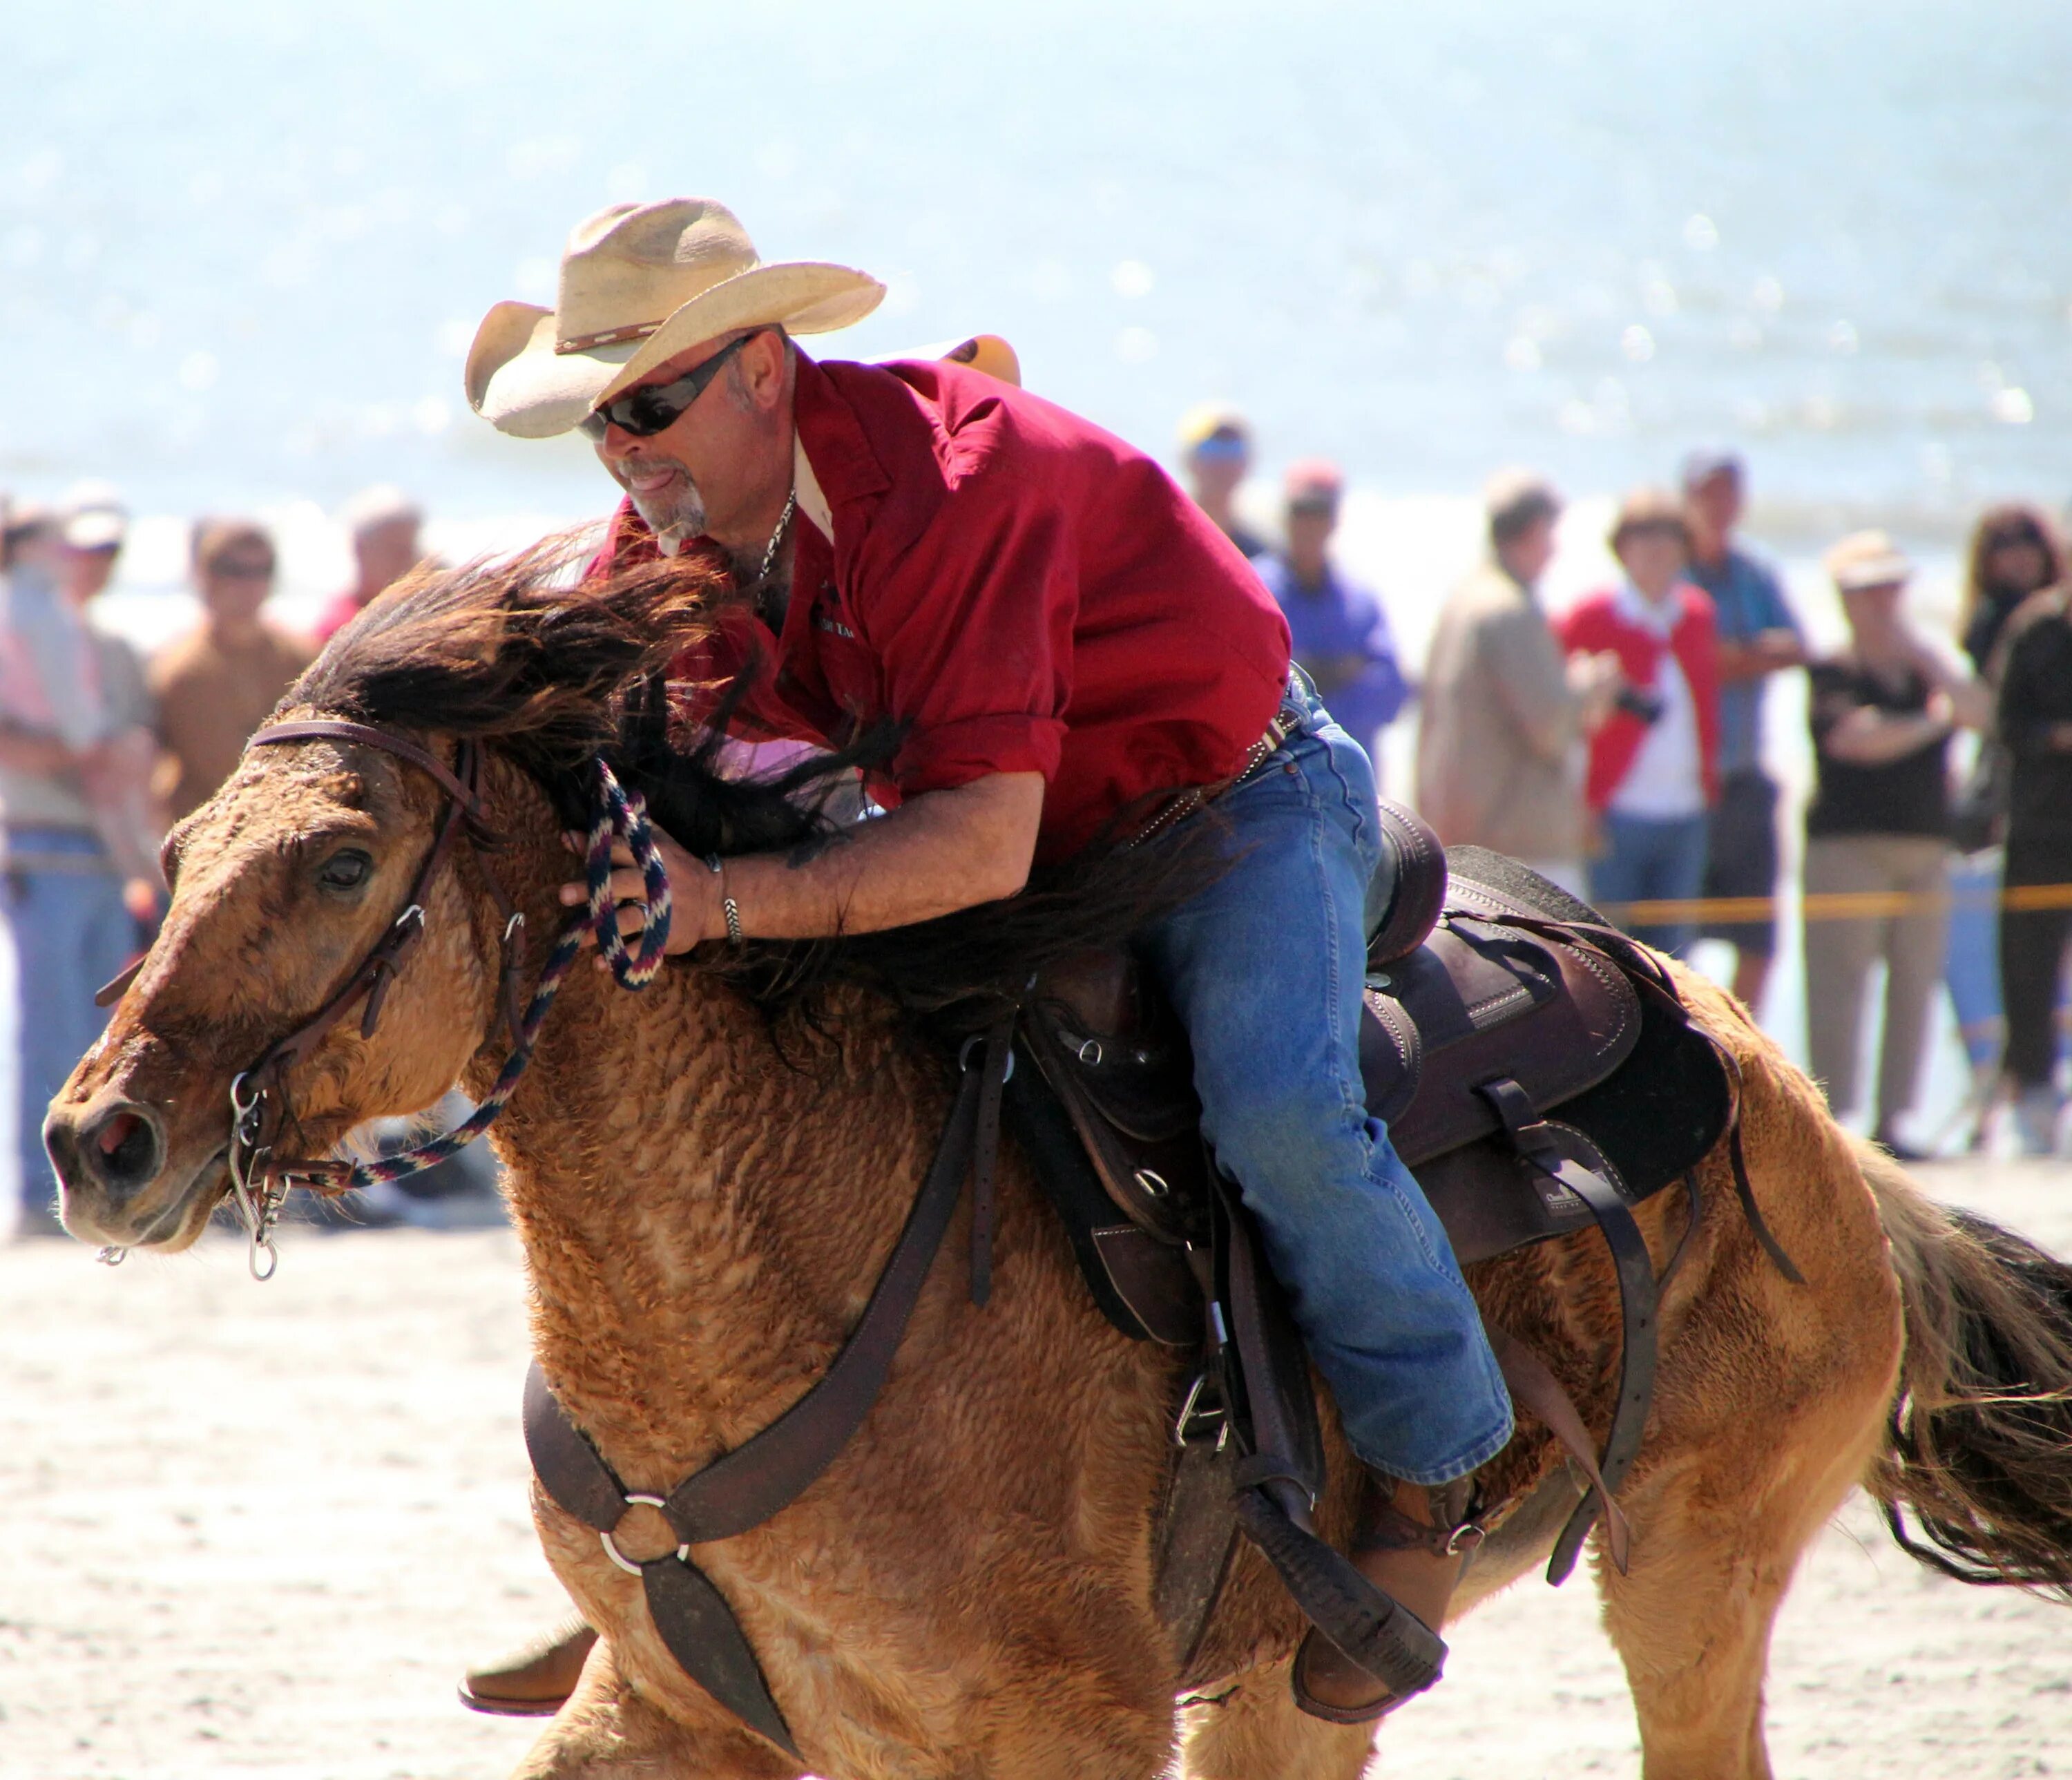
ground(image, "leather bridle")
xmin=229 ymin=721 xmax=533 ymax=1275
xmin=96 ymin=719 xmax=539 ymax=1278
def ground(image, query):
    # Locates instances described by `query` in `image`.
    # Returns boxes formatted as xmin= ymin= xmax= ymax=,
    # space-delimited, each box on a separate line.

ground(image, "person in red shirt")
xmin=459 ymin=199 xmax=1512 ymax=1724
xmin=1555 ymin=490 xmax=1721 ymax=957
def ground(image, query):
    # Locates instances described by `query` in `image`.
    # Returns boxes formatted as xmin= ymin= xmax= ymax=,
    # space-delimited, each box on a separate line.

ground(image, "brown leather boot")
xmin=457 ymin=1613 xmax=598 ymax=1717
xmin=1290 ymin=1474 xmax=1480 ymax=1723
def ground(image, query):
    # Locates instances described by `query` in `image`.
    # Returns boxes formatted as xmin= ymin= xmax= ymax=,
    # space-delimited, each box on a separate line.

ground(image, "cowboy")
xmin=458 ymin=199 xmax=1513 ymax=1724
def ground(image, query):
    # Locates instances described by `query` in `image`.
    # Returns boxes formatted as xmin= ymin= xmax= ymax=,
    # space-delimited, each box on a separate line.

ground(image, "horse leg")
xmin=1596 ymin=1376 xmax=1892 ymax=1779
xmin=508 ymin=1636 xmax=800 ymax=1780
xmin=1181 ymin=1665 xmax=1374 ymax=1780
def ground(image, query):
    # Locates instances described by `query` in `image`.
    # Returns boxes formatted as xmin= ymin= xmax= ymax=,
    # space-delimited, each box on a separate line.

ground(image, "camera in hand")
xmin=1612 ymin=682 xmax=1666 ymax=725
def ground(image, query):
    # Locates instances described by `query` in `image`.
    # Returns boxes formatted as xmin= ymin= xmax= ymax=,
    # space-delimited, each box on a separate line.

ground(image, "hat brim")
xmin=1835 ymin=558 xmax=1912 ymax=591
xmin=466 ymin=303 xmax=648 ymax=441
xmin=591 ymin=262 xmax=884 ymax=412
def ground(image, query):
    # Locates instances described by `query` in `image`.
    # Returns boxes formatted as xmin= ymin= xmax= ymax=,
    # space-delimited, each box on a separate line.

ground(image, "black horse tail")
xmin=1862 ymin=1142 xmax=2072 ymax=1600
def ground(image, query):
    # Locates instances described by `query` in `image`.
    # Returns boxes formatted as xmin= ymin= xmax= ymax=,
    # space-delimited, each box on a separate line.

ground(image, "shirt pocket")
xmin=807 ymin=584 xmax=883 ymax=726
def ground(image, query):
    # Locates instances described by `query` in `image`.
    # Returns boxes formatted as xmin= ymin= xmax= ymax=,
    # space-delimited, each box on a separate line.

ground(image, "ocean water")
xmin=6 ymin=0 xmax=2066 ymax=1143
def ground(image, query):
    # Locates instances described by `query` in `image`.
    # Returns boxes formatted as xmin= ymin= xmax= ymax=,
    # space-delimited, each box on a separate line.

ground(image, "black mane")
xmin=293 ymin=536 xmax=1213 ymax=1035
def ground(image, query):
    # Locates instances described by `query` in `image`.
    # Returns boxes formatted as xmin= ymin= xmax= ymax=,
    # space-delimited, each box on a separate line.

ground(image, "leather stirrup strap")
xmin=1479 ymin=1079 xmax=1656 ymax=1584
xmin=1481 ymin=1325 xmax=1631 ymax=1572
xmin=1215 ymin=1176 xmax=1446 ymax=1703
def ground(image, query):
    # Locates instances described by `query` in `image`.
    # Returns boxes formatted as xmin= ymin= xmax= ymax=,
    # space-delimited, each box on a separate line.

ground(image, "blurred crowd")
xmin=6 ymin=407 xmax=2071 ymax=1241
xmin=1176 ymin=408 xmax=2072 ymax=1165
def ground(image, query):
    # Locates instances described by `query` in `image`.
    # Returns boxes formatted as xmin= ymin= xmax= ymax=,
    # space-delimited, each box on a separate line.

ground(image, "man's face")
xmin=1686 ymin=469 xmax=1744 ymax=540
xmin=1286 ymin=505 xmax=1336 ymax=560
xmin=591 ymin=331 xmax=785 ymax=548
xmin=1187 ymin=434 xmax=1248 ymax=506
xmin=199 ymin=544 xmax=274 ymax=628
xmin=1505 ymin=513 xmax=1559 ymax=586
xmin=61 ymin=543 xmax=119 ymax=602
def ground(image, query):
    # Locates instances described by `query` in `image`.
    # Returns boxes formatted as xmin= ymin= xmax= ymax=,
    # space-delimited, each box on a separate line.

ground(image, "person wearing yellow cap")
xmin=1176 ymin=403 xmax=1267 ymax=559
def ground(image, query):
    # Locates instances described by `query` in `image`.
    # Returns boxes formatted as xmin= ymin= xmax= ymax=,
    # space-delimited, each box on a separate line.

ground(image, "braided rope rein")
xmin=332 ymin=757 xmax=671 ymax=1191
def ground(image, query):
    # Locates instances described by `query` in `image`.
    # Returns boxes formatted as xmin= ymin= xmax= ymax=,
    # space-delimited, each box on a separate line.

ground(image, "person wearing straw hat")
xmin=456 ymin=198 xmax=1513 ymax=1725
xmin=1803 ymin=531 xmax=1989 ymax=1160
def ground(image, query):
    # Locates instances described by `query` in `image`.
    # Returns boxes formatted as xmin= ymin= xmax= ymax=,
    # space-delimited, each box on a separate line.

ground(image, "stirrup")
xmin=1289 ymin=1607 xmax=1441 ymax=1725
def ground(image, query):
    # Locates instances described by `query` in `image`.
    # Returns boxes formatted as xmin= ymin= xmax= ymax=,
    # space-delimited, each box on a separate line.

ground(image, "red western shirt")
xmin=1555 ymin=583 xmax=1722 ymax=813
xmin=604 ymin=353 xmax=1292 ymax=861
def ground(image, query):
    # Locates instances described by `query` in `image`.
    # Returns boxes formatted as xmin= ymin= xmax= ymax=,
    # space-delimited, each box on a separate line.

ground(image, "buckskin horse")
xmin=46 ymin=546 xmax=2072 ymax=1780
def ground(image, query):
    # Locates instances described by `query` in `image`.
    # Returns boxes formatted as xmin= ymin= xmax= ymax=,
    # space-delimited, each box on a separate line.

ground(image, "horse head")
xmin=44 ymin=540 xmax=735 ymax=1255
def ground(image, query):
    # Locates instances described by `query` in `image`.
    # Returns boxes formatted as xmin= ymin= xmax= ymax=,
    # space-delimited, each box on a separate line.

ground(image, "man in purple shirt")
xmin=1251 ymin=460 xmax=1407 ymax=763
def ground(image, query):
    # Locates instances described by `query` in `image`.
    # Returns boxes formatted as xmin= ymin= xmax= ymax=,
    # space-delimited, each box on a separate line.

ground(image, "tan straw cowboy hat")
xmin=466 ymin=198 xmax=884 ymax=439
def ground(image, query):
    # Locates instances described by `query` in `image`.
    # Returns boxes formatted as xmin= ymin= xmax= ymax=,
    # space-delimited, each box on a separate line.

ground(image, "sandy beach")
xmin=3 ymin=1158 xmax=2069 ymax=1780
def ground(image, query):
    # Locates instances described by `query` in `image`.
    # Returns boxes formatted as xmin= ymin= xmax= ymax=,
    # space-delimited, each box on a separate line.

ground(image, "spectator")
xmin=1175 ymin=404 xmax=1267 ymax=559
xmin=1556 ymin=489 xmax=1719 ymax=957
xmin=1416 ymin=470 xmax=1618 ymax=897
xmin=151 ymin=519 xmax=314 ymax=825
xmin=1957 ymin=503 xmax=2064 ymax=675
xmin=313 ymin=485 xmax=426 ymax=642
xmin=0 ymin=494 xmax=155 ymax=1238
xmin=1681 ymin=450 xmax=1804 ymax=1014
xmin=1992 ymin=576 xmax=2072 ymax=1154
xmin=1252 ymin=459 xmax=1406 ymax=763
xmin=1802 ymin=532 xmax=1988 ymax=1160
xmin=1944 ymin=505 xmax=2064 ymax=1135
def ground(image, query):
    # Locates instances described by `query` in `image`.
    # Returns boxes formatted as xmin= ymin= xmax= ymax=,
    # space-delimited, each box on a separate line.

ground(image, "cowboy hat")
xmin=466 ymin=199 xmax=883 ymax=439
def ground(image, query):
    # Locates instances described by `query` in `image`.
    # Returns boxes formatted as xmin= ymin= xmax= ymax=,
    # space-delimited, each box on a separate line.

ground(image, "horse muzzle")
xmin=44 ymin=1095 xmax=224 ymax=1250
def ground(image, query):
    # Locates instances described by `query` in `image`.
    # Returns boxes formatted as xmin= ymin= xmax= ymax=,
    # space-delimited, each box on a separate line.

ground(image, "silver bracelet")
xmin=703 ymin=852 xmax=744 ymax=945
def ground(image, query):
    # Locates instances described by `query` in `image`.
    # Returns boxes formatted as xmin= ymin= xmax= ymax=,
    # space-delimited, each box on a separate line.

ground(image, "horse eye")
xmin=317 ymin=848 xmax=373 ymax=894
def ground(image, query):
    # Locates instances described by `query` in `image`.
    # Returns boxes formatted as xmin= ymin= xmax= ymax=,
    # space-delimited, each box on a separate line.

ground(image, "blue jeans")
xmin=1137 ymin=685 xmax=1514 ymax=1484
xmin=1944 ymin=852 xmax=2003 ymax=1070
xmin=5 ymin=831 xmax=133 ymax=1222
xmin=1589 ymin=810 xmax=1710 ymax=957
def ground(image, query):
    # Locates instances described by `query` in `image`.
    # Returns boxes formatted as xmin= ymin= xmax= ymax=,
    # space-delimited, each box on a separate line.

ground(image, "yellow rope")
xmin=1598 ymin=880 xmax=2072 ymax=927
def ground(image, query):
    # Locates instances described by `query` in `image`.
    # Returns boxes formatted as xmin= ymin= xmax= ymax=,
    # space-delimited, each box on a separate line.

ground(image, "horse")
xmin=46 ymin=544 xmax=2072 ymax=1780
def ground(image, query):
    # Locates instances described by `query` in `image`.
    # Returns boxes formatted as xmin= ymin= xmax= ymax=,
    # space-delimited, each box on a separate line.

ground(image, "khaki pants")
xmin=1803 ymin=834 xmax=1950 ymax=1129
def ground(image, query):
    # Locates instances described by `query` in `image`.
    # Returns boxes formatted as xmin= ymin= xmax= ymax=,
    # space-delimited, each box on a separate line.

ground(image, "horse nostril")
xmin=75 ymin=1103 xmax=164 ymax=1199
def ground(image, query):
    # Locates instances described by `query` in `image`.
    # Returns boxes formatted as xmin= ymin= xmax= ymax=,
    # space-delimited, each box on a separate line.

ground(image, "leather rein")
xmin=95 ymin=718 xmax=671 ymax=1280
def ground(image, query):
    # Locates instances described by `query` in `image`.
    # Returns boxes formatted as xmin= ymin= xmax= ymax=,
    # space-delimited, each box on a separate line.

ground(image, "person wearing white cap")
xmin=1802 ymin=532 xmax=1989 ymax=1158
xmin=0 ymin=488 xmax=155 ymax=1238
xmin=454 ymin=198 xmax=1513 ymax=1725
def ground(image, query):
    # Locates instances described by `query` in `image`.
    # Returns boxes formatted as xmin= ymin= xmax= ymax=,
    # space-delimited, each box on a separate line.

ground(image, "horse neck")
xmin=462 ymin=754 xmax=946 ymax=1482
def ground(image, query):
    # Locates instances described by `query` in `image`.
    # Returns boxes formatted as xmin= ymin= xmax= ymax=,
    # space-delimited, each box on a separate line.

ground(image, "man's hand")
xmin=558 ymin=770 xmax=1046 ymax=953
xmin=560 ymin=825 xmax=719 ymax=955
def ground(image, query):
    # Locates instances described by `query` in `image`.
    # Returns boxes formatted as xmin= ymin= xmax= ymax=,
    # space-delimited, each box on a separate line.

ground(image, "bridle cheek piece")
xmin=96 ymin=718 xmax=672 ymax=1281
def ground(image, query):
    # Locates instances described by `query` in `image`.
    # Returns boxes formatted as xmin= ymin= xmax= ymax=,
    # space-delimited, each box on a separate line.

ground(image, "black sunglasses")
xmin=579 ymin=329 xmax=765 ymax=441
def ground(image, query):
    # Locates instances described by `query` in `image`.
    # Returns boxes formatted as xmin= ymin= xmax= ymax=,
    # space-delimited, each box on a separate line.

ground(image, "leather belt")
xmin=1127 ymin=687 xmax=1306 ymax=850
